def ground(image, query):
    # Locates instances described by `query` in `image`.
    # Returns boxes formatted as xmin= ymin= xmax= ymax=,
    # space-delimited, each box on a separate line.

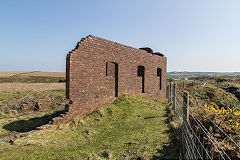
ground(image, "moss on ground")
xmin=0 ymin=95 xmax=179 ymax=159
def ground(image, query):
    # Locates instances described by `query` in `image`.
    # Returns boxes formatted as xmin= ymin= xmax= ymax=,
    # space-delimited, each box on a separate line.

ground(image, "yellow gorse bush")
xmin=204 ymin=105 xmax=240 ymax=128
xmin=234 ymin=111 xmax=240 ymax=116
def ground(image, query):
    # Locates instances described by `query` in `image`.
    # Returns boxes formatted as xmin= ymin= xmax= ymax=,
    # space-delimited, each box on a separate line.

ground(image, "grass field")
xmin=0 ymin=83 xmax=65 ymax=91
xmin=0 ymin=71 xmax=180 ymax=159
xmin=0 ymin=82 xmax=66 ymax=139
xmin=0 ymin=95 xmax=180 ymax=159
xmin=0 ymin=83 xmax=66 ymax=119
xmin=0 ymin=71 xmax=65 ymax=83
xmin=0 ymin=71 xmax=29 ymax=77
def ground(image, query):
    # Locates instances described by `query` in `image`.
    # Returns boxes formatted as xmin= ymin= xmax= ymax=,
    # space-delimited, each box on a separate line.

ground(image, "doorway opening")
xmin=115 ymin=63 xmax=119 ymax=97
xmin=157 ymin=68 xmax=162 ymax=90
xmin=138 ymin=65 xmax=145 ymax=93
xmin=106 ymin=62 xmax=119 ymax=97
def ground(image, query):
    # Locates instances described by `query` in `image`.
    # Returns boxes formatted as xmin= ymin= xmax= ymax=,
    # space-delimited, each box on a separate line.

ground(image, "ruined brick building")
xmin=56 ymin=35 xmax=167 ymax=122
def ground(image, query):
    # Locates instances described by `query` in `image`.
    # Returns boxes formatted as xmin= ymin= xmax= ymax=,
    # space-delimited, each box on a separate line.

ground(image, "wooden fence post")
xmin=173 ymin=81 xmax=177 ymax=113
xmin=166 ymin=85 xmax=170 ymax=102
xmin=169 ymin=82 xmax=172 ymax=102
xmin=183 ymin=91 xmax=189 ymax=122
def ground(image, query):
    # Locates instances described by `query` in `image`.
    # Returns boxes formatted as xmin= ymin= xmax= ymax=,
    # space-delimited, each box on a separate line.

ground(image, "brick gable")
xmin=55 ymin=35 xmax=167 ymax=123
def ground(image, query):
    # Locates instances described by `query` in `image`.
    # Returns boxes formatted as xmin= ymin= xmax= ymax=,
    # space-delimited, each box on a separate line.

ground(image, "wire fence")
xmin=167 ymin=82 xmax=240 ymax=160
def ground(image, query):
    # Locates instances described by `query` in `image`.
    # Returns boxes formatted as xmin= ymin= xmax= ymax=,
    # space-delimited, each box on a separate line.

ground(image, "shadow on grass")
xmin=3 ymin=110 xmax=65 ymax=132
xmin=151 ymin=105 xmax=183 ymax=160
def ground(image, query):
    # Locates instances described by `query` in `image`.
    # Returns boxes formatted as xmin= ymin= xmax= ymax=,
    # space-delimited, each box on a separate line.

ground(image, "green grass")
xmin=0 ymin=95 xmax=178 ymax=159
xmin=0 ymin=88 xmax=66 ymax=104
xmin=0 ymin=89 xmax=65 ymax=103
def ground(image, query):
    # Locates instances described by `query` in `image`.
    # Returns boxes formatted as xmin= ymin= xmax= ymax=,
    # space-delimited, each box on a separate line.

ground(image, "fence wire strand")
xmin=167 ymin=82 xmax=239 ymax=160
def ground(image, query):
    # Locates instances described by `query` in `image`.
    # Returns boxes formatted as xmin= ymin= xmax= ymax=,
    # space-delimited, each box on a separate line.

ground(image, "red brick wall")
xmin=64 ymin=35 xmax=167 ymax=120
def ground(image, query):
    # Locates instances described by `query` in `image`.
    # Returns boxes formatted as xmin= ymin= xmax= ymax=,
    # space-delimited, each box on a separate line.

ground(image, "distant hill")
xmin=23 ymin=71 xmax=65 ymax=77
xmin=0 ymin=71 xmax=29 ymax=77
xmin=0 ymin=71 xmax=65 ymax=78
xmin=0 ymin=71 xmax=65 ymax=83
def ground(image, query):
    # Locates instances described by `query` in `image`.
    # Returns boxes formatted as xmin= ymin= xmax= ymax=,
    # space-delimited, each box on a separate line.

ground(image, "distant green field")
xmin=0 ymin=75 xmax=65 ymax=83
xmin=167 ymin=74 xmax=197 ymax=79
xmin=0 ymin=71 xmax=65 ymax=83
xmin=167 ymin=72 xmax=240 ymax=79
xmin=0 ymin=95 xmax=180 ymax=159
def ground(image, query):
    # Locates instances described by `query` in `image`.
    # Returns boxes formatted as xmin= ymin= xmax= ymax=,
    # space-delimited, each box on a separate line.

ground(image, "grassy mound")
xmin=0 ymin=95 xmax=178 ymax=159
xmin=195 ymin=85 xmax=239 ymax=107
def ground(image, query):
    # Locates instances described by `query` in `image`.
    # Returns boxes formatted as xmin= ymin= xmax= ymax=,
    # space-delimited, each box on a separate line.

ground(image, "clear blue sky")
xmin=1 ymin=0 xmax=240 ymax=72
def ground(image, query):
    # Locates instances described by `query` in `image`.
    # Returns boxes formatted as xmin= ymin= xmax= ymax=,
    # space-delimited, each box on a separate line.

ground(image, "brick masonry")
xmin=56 ymin=35 xmax=167 ymax=123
